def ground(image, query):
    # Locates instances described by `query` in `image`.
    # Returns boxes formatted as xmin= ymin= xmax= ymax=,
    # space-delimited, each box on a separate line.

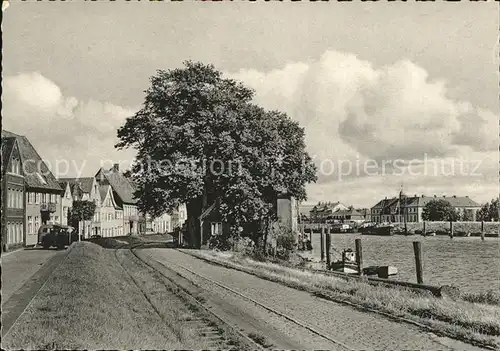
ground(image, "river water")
xmin=308 ymin=233 xmax=500 ymax=294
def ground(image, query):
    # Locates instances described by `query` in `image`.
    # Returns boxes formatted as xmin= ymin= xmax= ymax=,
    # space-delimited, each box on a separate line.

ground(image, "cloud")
xmin=3 ymin=72 xmax=139 ymax=177
xmin=228 ymin=50 xmax=498 ymax=205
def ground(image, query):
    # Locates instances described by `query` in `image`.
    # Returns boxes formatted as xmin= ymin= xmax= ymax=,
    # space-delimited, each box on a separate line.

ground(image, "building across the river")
xmin=371 ymin=194 xmax=481 ymax=223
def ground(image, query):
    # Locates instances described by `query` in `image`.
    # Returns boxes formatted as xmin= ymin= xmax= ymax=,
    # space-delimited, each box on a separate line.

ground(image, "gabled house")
xmin=95 ymin=164 xmax=139 ymax=235
xmin=2 ymin=130 xmax=63 ymax=247
xmin=99 ymin=184 xmax=124 ymax=237
xmin=198 ymin=199 xmax=228 ymax=247
xmin=59 ymin=177 xmax=101 ymax=238
xmin=197 ymin=192 xmax=299 ymax=249
xmin=309 ymin=201 xmax=349 ymax=223
xmin=331 ymin=208 xmax=365 ymax=223
xmin=1 ymin=136 xmax=25 ymax=251
xmin=57 ymin=181 xmax=73 ymax=226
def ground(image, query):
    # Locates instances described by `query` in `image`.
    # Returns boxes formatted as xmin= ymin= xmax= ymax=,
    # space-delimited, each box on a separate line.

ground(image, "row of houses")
xmin=300 ymin=193 xmax=482 ymax=225
xmin=1 ymin=130 xmax=187 ymax=252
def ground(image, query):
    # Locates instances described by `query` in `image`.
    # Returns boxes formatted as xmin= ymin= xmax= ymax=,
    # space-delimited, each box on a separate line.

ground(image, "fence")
xmin=391 ymin=221 xmax=499 ymax=235
xmin=300 ymin=221 xmax=499 ymax=235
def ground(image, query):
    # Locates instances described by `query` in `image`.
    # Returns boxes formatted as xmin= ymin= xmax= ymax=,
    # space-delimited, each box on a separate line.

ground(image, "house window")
xmin=35 ymin=193 xmax=40 ymax=204
xmin=18 ymin=223 xmax=23 ymax=243
xmin=55 ymin=216 xmax=59 ymax=223
xmin=35 ymin=216 xmax=40 ymax=233
xmin=28 ymin=216 xmax=32 ymax=234
xmin=211 ymin=222 xmax=223 ymax=236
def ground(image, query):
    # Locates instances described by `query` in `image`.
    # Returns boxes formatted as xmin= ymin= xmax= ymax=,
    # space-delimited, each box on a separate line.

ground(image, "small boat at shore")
xmin=422 ymin=232 xmax=436 ymax=237
xmin=328 ymin=249 xmax=399 ymax=278
xmin=329 ymin=249 xmax=359 ymax=273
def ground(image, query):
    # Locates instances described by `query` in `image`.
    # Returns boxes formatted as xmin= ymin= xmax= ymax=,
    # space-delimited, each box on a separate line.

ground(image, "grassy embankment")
xmin=186 ymin=249 xmax=500 ymax=350
xmin=2 ymin=241 xmax=184 ymax=350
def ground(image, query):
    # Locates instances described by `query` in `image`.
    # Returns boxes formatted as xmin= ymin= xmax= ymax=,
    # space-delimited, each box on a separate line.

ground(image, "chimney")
xmin=113 ymin=163 xmax=119 ymax=172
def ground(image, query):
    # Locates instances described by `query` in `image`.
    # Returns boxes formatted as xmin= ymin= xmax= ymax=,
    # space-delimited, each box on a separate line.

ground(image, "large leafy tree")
xmin=116 ymin=61 xmax=316 ymax=248
xmin=477 ymin=198 xmax=499 ymax=222
xmin=422 ymin=199 xmax=459 ymax=221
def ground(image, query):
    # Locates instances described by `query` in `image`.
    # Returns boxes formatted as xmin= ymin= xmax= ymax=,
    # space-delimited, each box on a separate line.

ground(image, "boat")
xmin=359 ymin=223 xmax=395 ymax=236
xmin=422 ymin=232 xmax=436 ymax=237
xmin=329 ymin=249 xmax=359 ymax=274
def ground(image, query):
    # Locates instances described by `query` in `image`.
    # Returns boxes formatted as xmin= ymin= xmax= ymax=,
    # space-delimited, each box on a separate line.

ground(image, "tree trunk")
xmin=186 ymin=197 xmax=203 ymax=248
xmin=262 ymin=218 xmax=269 ymax=254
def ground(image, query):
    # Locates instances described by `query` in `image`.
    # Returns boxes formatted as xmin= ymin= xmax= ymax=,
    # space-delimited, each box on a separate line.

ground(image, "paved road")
xmin=2 ymin=248 xmax=61 ymax=304
xmin=142 ymin=248 xmax=488 ymax=351
xmin=1 ymin=247 xmax=67 ymax=338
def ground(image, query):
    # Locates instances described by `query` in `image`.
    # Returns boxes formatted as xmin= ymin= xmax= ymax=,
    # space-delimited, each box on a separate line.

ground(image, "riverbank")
xmin=185 ymin=249 xmax=500 ymax=350
xmin=2 ymin=242 xmax=183 ymax=350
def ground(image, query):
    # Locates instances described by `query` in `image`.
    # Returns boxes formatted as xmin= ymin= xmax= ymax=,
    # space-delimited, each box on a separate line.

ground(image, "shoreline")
xmin=185 ymin=248 xmax=500 ymax=350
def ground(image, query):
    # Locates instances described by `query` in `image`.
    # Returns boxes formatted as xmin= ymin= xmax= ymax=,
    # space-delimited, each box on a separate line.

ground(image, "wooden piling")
xmin=355 ymin=238 xmax=363 ymax=276
xmin=413 ymin=241 xmax=424 ymax=284
xmin=325 ymin=233 xmax=331 ymax=269
xmin=320 ymin=227 xmax=325 ymax=261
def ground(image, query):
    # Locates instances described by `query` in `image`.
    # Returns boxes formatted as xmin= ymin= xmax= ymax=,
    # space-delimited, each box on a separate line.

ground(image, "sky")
xmin=3 ymin=1 xmax=499 ymax=208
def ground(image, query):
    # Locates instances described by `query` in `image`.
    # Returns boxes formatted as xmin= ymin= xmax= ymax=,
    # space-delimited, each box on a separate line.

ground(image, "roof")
xmin=1 ymin=130 xmax=62 ymax=191
xmin=99 ymin=184 xmax=111 ymax=203
xmin=198 ymin=199 xmax=220 ymax=220
xmin=372 ymin=195 xmax=481 ymax=210
xmin=1 ymin=137 xmax=16 ymax=175
xmin=415 ymin=196 xmax=480 ymax=208
xmin=299 ymin=204 xmax=315 ymax=216
xmin=96 ymin=168 xmax=137 ymax=204
xmin=58 ymin=180 xmax=71 ymax=195
xmin=332 ymin=209 xmax=364 ymax=217
xmin=59 ymin=177 xmax=95 ymax=194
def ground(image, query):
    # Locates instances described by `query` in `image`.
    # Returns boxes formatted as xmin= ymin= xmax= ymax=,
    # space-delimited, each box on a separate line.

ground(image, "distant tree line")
xmin=422 ymin=198 xmax=499 ymax=222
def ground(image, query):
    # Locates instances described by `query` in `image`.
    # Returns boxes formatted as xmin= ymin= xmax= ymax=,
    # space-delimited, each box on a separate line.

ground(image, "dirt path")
xmin=141 ymin=248 xmax=489 ymax=351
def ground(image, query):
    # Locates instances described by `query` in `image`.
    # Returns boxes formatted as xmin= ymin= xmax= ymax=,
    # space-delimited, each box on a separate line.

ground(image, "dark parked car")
xmin=38 ymin=224 xmax=77 ymax=250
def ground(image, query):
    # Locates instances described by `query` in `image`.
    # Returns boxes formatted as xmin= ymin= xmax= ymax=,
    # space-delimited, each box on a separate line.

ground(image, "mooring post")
xmin=481 ymin=221 xmax=485 ymax=241
xmin=320 ymin=226 xmax=325 ymax=261
xmin=355 ymin=238 xmax=363 ymax=276
xmin=413 ymin=241 xmax=424 ymax=284
xmin=325 ymin=233 xmax=331 ymax=269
